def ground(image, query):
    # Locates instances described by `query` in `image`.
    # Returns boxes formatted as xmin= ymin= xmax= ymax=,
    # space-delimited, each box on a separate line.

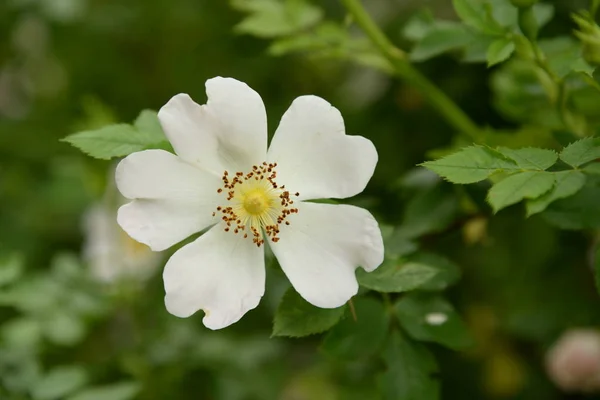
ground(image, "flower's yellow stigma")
xmin=241 ymin=188 xmax=273 ymax=215
xmin=213 ymin=162 xmax=299 ymax=247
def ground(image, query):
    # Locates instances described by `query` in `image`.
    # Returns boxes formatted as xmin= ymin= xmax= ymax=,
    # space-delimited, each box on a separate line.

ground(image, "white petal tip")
xmin=164 ymin=294 xmax=196 ymax=319
xmin=303 ymin=284 xmax=359 ymax=309
xmin=116 ymin=204 xmax=166 ymax=252
xmin=292 ymin=94 xmax=332 ymax=108
xmin=157 ymin=93 xmax=198 ymax=124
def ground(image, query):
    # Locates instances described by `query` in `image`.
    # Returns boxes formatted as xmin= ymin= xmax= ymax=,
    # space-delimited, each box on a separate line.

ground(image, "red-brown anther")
xmin=212 ymin=162 xmax=301 ymax=247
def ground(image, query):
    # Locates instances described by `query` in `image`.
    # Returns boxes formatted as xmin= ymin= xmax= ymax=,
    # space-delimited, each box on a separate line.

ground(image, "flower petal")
xmin=158 ymin=77 xmax=268 ymax=174
xmin=267 ymin=95 xmax=377 ymax=200
xmin=116 ymin=149 xmax=221 ymax=251
xmin=163 ymin=226 xmax=265 ymax=329
xmin=270 ymin=202 xmax=384 ymax=308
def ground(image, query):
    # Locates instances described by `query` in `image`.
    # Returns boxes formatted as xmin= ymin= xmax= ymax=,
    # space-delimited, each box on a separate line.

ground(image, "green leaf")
xmin=408 ymin=252 xmax=461 ymax=291
xmin=31 ymin=366 xmax=88 ymax=400
xmin=63 ymin=124 xmax=160 ymax=160
xmin=487 ymin=171 xmax=555 ymax=213
xmin=133 ymin=109 xmax=165 ymax=141
xmin=560 ymin=137 xmax=600 ymax=168
xmin=462 ymin=32 xmax=496 ymax=62
xmin=0 ymin=253 xmax=24 ymax=287
xmin=421 ymin=146 xmax=517 ymax=184
xmin=395 ymin=294 xmax=473 ymax=350
xmin=403 ymin=9 xmax=435 ymax=41
xmin=269 ymin=21 xmax=347 ymax=55
xmin=233 ymin=0 xmax=322 ymax=38
xmin=51 ymin=253 xmax=82 ymax=280
xmin=396 ymin=185 xmax=460 ymax=239
xmin=491 ymin=0 xmax=553 ymax=32
xmin=487 ymin=37 xmax=515 ymax=67
xmin=410 ymin=23 xmax=472 ymax=62
xmin=489 ymin=0 xmax=517 ymax=27
xmin=542 ymin=185 xmax=600 ymax=229
xmin=382 ymin=227 xmax=418 ymax=259
xmin=272 ymin=288 xmax=345 ymax=337
xmin=66 ymin=382 xmax=140 ymax=400
xmin=321 ymin=297 xmax=388 ymax=359
xmin=533 ymin=3 xmax=554 ymax=29
xmin=268 ymin=22 xmax=392 ymax=73
xmin=0 ymin=277 xmax=61 ymax=312
xmin=0 ymin=354 xmax=42 ymax=394
xmin=583 ymin=162 xmax=600 ymax=174
xmin=380 ymin=331 xmax=439 ymax=400
xmin=526 ymin=171 xmax=586 ymax=216
xmin=357 ymin=259 xmax=438 ymax=293
xmin=497 ymin=147 xmax=558 ymax=170
xmin=1 ymin=318 xmax=42 ymax=349
xmin=541 ymin=37 xmax=590 ymax=79
xmin=43 ymin=312 xmax=85 ymax=346
xmin=452 ymin=0 xmax=503 ymax=35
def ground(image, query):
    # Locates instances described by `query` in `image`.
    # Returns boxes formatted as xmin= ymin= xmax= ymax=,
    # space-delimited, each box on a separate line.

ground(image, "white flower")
xmin=115 ymin=77 xmax=384 ymax=330
xmin=546 ymin=329 xmax=600 ymax=392
xmin=83 ymin=202 xmax=161 ymax=284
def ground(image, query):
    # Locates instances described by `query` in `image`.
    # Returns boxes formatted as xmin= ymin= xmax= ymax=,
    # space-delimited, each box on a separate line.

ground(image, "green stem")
xmin=341 ymin=0 xmax=484 ymax=142
xmin=530 ymin=39 xmax=586 ymax=136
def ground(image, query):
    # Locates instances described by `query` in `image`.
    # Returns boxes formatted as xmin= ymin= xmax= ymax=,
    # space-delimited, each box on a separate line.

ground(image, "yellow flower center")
xmin=212 ymin=162 xmax=299 ymax=247
xmin=242 ymin=189 xmax=273 ymax=215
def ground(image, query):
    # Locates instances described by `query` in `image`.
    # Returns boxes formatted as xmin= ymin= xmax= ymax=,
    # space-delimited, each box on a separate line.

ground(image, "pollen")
xmin=212 ymin=162 xmax=299 ymax=247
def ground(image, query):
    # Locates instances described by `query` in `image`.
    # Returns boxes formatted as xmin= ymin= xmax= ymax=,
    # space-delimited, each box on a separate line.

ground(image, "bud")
xmin=509 ymin=0 xmax=538 ymax=7
xmin=573 ymin=12 xmax=600 ymax=66
xmin=545 ymin=329 xmax=600 ymax=392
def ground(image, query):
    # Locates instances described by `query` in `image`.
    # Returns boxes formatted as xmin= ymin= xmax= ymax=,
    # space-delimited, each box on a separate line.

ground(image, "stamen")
xmin=211 ymin=162 xmax=299 ymax=247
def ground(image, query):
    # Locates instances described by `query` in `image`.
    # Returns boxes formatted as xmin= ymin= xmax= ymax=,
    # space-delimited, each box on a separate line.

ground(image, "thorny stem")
xmin=340 ymin=0 xmax=484 ymax=142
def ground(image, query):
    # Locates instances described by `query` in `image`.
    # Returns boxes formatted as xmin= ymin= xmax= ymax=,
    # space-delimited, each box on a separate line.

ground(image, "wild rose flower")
xmin=83 ymin=200 xmax=160 ymax=284
xmin=115 ymin=77 xmax=384 ymax=329
xmin=546 ymin=329 xmax=600 ymax=392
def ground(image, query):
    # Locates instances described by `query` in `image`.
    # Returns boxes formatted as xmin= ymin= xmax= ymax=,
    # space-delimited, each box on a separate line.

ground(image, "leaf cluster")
xmin=404 ymin=0 xmax=554 ymax=66
xmin=422 ymin=139 xmax=600 ymax=218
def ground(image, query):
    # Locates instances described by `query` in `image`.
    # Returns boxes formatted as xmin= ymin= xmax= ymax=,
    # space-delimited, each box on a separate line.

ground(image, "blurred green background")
xmin=1 ymin=0 xmax=600 ymax=399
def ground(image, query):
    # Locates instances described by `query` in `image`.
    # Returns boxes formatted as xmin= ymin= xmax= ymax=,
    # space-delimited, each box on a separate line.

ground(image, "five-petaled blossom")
xmin=115 ymin=77 xmax=384 ymax=329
